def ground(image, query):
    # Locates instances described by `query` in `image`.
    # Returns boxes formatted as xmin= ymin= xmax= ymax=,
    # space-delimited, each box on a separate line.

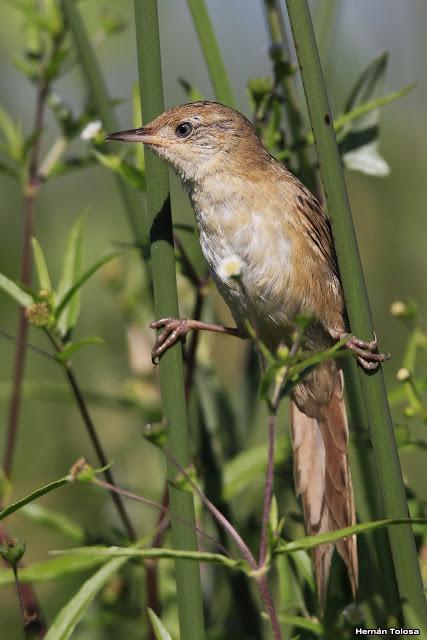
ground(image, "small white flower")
xmin=80 ymin=120 xmax=102 ymax=141
xmin=217 ymin=254 xmax=243 ymax=280
xmin=390 ymin=300 xmax=407 ymax=318
xmin=396 ymin=367 xmax=411 ymax=382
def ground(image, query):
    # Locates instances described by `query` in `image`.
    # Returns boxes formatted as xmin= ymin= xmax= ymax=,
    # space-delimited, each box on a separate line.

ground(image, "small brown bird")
xmin=107 ymin=101 xmax=389 ymax=607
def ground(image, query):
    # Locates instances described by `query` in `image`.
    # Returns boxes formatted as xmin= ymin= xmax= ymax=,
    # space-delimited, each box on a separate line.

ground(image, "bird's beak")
xmin=105 ymin=127 xmax=164 ymax=145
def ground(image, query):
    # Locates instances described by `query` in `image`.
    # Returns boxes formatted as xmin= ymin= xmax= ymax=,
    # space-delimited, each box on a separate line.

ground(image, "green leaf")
xmin=223 ymin=437 xmax=290 ymax=501
xmin=56 ymin=336 xmax=105 ymax=363
xmin=92 ymin=150 xmax=145 ymax=190
xmin=20 ymin=503 xmax=85 ymax=543
xmin=147 ymin=609 xmax=173 ymax=640
xmin=56 ymin=214 xmax=86 ymax=336
xmin=0 ymin=476 xmax=71 ymax=523
xmin=275 ymin=517 xmax=427 ymax=555
xmin=0 ymin=272 xmax=34 ymax=307
xmin=333 ymin=83 xmax=416 ymax=139
xmin=277 ymin=614 xmax=323 ymax=636
xmin=178 ymin=78 xmax=204 ymax=102
xmin=44 ymin=556 xmax=130 ymax=640
xmin=0 ymin=107 xmax=24 ymax=162
xmin=284 ymin=336 xmax=349 ymax=383
xmin=55 ymin=252 xmax=121 ymax=326
xmin=0 ymin=554 xmax=105 ymax=587
xmin=345 ymin=51 xmax=388 ymax=112
xmin=0 ymin=158 xmax=19 ymax=179
xmin=52 ymin=546 xmax=241 ymax=571
xmin=31 ymin=237 xmax=52 ymax=291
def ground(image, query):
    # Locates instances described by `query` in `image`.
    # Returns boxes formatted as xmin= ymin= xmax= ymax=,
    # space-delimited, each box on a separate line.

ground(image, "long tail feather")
xmin=290 ymin=371 xmax=358 ymax=609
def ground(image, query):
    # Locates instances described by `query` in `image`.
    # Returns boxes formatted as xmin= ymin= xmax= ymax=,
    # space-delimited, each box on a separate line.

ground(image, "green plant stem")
xmin=263 ymin=0 xmax=316 ymax=192
xmin=133 ymin=2 xmax=205 ymax=639
xmin=186 ymin=0 xmax=236 ymax=107
xmin=61 ymin=0 xmax=148 ymax=250
xmin=283 ymin=0 xmax=427 ymax=625
xmin=343 ymin=357 xmax=400 ymax=613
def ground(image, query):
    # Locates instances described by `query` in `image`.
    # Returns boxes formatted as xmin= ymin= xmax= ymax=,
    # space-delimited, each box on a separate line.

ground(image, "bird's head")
xmin=106 ymin=101 xmax=268 ymax=185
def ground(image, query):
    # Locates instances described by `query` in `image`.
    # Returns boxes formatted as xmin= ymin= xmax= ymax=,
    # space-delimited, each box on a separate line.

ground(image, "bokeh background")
xmin=0 ymin=1 xmax=426 ymax=637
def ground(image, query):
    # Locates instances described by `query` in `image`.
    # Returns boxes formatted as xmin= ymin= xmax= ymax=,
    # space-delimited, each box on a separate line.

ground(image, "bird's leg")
xmin=150 ymin=317 xmax=242 ymax=363
xmin=340 ymin=331 xmax=391 ymax=371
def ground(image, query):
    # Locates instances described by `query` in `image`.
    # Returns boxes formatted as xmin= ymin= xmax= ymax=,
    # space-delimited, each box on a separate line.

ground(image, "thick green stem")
xmin=61 ymin=0 xmax=148 ymax=248
xmin=283 ymin=0 xmax=427 ymax=624
xmin=133 ymin=2 xmax=205 ymax=639
xmin=186 ymin=0 xmax=235 ymax=107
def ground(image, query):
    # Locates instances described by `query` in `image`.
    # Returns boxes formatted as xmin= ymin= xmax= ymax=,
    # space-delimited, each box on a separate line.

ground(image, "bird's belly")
xmin=196 ymin=214 xmax=299 ymax=345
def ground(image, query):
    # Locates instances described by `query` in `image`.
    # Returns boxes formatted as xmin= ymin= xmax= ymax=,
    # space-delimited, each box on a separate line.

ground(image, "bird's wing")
xmin=292 ymin=185 xmax=339 ymax=280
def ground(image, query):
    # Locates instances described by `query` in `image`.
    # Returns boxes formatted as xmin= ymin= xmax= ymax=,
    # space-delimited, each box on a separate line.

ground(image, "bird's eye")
xmin=175 ymin=122 xmax=193 ymax=138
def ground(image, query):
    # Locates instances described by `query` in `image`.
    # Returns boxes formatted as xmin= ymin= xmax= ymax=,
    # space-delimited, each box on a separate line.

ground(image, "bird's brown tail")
xmin=290 ymin=371 xmax=358 ymax=609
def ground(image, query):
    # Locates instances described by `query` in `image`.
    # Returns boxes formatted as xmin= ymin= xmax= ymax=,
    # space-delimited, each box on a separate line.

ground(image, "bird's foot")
xmin=342 ymin=331 xmax=391 ymax=371
xmin=150 ymin=317 xmax=192 ymax=363
xmin=150 ymin=317 xmax=241 ymax=363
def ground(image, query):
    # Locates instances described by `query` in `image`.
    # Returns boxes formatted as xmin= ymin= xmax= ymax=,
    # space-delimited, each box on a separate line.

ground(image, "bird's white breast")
xmin=190 ymin=186 xmax=297 ymax=335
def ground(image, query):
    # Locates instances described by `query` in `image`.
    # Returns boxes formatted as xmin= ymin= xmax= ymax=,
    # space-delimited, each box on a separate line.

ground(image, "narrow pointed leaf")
xmin=334 ymin=83 xmax=416 ymax=138
xmin=56 ymin=214 xmax=85 ymax=335
xmin=55 ymin=252 xmax=121 ymax=325
xmin=0 ymin=555 xmax=105 ymax=587
xmin=0 ymin=272 xmax=34 ymax=307
xmin=344 ymin=51 xmax=387 ymax=112
xmin=44 ymin=556 xmax=130 ymax=640
xmin=32 ymin=237 xmax=52 ymax=291
xmin=56 ymin=336 xmax=105 ymax=363
xmin=52 ymin=546 xmax=240 ymax=570
xmin=21 ymin=503 xmax=85 ymax=542
xmin=275 ymin=518 xmax=427 ymax=555
xmin=0 ymin=476 xmax=71 ymax=522
xmin=91 ymin=149 xmax=145 ymax=190
xmin=147 ymin=609 xmax=173 ymax=640
xmin=278 ymin=614 xmax=323 ymax=635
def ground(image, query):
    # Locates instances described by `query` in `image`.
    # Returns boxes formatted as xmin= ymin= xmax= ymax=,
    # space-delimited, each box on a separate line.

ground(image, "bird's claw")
xmin=344 ymin=331 xmax=390 ymax=372
xmin=149 ymin=317 xmax=190 ymax=363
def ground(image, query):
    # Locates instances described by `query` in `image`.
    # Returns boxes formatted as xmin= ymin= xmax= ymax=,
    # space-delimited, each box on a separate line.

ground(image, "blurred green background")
xmin=0 ymin=1 xmax=426 ymax=637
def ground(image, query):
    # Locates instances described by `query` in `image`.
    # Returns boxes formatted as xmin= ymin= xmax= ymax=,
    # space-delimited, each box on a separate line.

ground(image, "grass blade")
xmin=0 ymin=475 xmax=70 ymax=522
xmin=186 ymin=0 xmax=235 ymax=106
xmin=31 ymin=237 xmax=52 ymax=291
xmin=0 ymin=272 xmax=34 ymax=307
xmin=44 ymin=556 xmax=130 ymax=640
xmin=55 ymin=252 xmax=120 ymax=326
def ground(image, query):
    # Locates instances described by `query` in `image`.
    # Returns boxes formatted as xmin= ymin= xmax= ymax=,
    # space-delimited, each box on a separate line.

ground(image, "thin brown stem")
xmin=0 ymin=525 xmax=46 ymax=638
xmin=93 ymin=477 xmax=229 ymax=556
xmin=259 ymin=414 xmax=276 ymax=567
xmin=64 ymin=364 xmax=137 ymax=541
xmin=12 ymin=565 xmax=29 ymax=640
xmin=257 ymin=574 xmax=282 ymax=640
xmin=3 ymin=82 xmax=48 ymax=480
xmin=163 ymin=448 xmax=256 ymax=569
xmin=173 ymin=233 xmax=205 ymax=289
xmin=44 ymin=329 xmax=136 ymax=541
xmin=184 ymin=289 xmax=205 ymax=400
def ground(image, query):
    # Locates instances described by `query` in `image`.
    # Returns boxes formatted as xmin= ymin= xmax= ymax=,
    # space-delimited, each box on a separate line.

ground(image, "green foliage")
xmin=44 ymin=556 xmax=131 ymax=640
xmin=0 ymin=555 xmax=106 ymax=586
xmin=0 ymin=475 xmax=71 ymax=523
xmin=148 ymin=609 xmax=173 ymax=640
xmin=0 ymin=2 xmax=426 ymax=639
